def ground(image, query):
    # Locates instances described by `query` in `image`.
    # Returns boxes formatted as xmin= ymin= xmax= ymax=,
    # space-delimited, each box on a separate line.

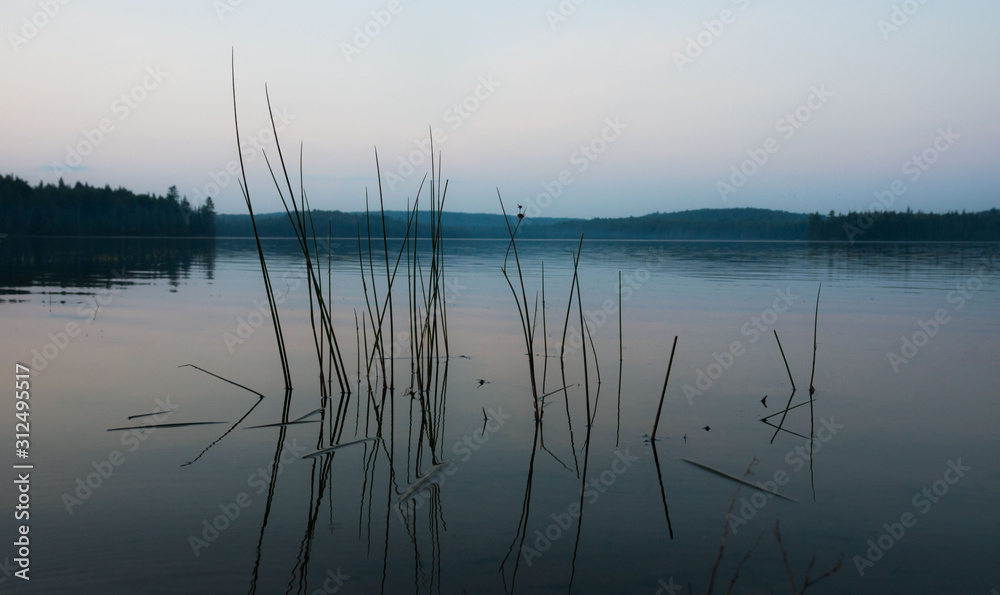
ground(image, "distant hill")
xmin=210 ymin=206 xmax=1000 ymax=241
xmin=513 ymin=209 xmax=810 ymax=240
xmin=216 ymin=207 xmax=812 ymax=240
xmin=3 ymin=173 xmax=998 ymax=241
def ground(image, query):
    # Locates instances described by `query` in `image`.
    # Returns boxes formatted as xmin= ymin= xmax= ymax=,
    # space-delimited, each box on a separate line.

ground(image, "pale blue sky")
xmin=2 ymin=0 xmax=998 ymax=217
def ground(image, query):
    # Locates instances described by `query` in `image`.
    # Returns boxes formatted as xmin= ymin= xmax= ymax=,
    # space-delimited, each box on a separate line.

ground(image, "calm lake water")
xmin=1 ymin=236 xmax=998 ymax=594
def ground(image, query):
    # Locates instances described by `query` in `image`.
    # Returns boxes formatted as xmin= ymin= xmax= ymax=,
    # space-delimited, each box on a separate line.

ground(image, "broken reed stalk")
xmin=179 ymin=363 xmax=268 ymax=400
xmin=230 ymin=54 xmax=291 ymax=391
xmin=650 ymin=336 xmax=678 ymax=441
xmin=808 ymin=283 xmax=822 ymax=395
xmin=774 ymin=329 xmax=795 ymax=391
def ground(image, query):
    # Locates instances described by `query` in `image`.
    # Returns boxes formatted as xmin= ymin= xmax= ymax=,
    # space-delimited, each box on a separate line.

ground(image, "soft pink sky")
xmin=2 ymin=0 xmax=998 ymax=217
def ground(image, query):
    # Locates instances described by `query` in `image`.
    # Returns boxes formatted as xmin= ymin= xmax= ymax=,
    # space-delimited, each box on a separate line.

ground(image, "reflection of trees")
xmin=0 ymin=237 xmax=216 ymax=290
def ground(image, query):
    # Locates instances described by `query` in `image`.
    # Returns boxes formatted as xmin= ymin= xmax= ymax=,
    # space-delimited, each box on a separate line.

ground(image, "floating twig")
xmin=301 ymin=437 xmax=380 ymax=459
xmin=107 ymin=421 xmax=227 ymax=432
xmin=680 ymin=457 xmax=796 ymax=502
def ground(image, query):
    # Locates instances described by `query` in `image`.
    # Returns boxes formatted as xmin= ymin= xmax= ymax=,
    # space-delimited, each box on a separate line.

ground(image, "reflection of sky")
xmin=2 ymin=1 xmax=998 ymax=218
xmin=1 ymin=239 xmax=999 ymax=593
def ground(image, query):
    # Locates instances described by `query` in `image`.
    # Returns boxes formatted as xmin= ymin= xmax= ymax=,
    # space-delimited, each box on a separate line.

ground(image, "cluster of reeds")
xmin=229 ymin=54 xmax=452 ymax=455
xmin=220 ymin=59 xmax=456 ymax=590
xmin=165 ymin=57 xmax=841 ymax=593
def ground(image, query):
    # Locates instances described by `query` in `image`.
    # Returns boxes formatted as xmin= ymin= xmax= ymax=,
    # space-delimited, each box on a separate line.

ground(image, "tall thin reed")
xmin=616 ymin=270 xmax=623 ymax=447
xmin=374 ymin=149 xmax=395 ymax=391
xmin=498 ymin=193 xmax=540 ymax=419
xmin=229 ymin=54 xmax=291 ymax=391
xmin=258 ymin=87 xmax=351 ymax=395
xmin=560 ymin=236 xmax=585 ymax=361
xmin=573 ymin=247 xmax=592 ymax=426
xmin=541 ymin=262 xmax=548 ymax=393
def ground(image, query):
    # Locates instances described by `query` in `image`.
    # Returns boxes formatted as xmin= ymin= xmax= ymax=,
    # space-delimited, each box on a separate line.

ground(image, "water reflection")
xmin=1 ymin=238 xmax=998 ymax=594
xmin=0 ymin=236 xmax=216 ymax=293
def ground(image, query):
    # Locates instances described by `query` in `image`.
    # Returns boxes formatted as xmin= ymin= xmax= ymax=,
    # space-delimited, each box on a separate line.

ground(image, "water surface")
xmin=1 ymin=237 xmax=998 ymax=594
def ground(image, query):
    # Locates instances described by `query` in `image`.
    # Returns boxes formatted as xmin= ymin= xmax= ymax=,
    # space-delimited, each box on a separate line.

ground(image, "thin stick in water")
xmin=616 ymin=270 xmax=623 ymax=447
xmin=651 ymin=336 xmax=678 ymax=441
xmin=808 ymin=283 xmax=822 ymax=395
xmin=774 ymin=329 xmax=795 ymax=391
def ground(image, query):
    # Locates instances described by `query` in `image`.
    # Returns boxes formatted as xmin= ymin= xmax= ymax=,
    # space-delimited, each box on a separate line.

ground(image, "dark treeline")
xmin=222 ymin=207 xmax=1000 ymax=241
xmin=808 ymin=209 xmax=1000 ymax=241
xmin=217 ymin=209 xmax=563 ymax=239
xmin=4 ymin=172 xmax=998 ymax=241
xmin=0 ymin=174 xmax=215 ymax=236
xmin=216 ymin=210 xmax=413 ymax=238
